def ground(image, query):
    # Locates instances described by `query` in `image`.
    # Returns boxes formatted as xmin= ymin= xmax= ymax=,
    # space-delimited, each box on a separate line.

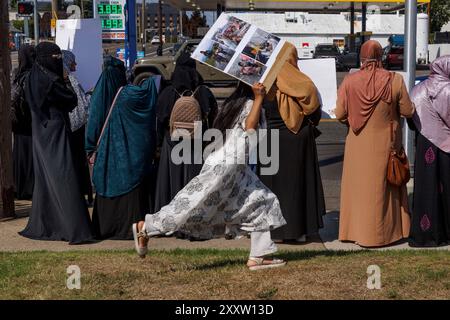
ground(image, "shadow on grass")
xmin=189 ymin=250 xmax=365 ymax=271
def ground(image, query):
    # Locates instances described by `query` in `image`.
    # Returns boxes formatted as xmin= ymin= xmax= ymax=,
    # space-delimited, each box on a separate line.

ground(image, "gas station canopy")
xmin=165 ymin=0 xmax=430 ymax=12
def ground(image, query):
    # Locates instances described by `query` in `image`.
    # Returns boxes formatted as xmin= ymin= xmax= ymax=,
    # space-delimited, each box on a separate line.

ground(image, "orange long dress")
xmin=335 ymin=72 xmax=415 ymax=247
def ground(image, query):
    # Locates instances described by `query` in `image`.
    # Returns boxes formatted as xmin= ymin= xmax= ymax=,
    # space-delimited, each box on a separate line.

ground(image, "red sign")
xmin=102 ymin=32 xmax=125 ymax=40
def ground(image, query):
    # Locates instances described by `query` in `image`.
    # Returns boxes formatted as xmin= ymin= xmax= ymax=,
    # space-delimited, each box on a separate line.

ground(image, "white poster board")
xmin=56 ymin=19 xmax=103 ymax=91
xmin=298 ymin=58 xmax=337 ymax=119
xmin=191 ymin=14 xmax=288 ymax=88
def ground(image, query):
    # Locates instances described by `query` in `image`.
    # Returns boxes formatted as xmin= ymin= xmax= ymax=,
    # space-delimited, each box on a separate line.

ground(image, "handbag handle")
xmin=94 ymin=86 xmax=124 ymax=153
xmin=389 ymin=72 xmax=397 ymax=152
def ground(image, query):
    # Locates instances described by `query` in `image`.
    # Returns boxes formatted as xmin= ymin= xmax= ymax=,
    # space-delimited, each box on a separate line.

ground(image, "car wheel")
xmin=133 ymin=72 xmax=156 ymax=85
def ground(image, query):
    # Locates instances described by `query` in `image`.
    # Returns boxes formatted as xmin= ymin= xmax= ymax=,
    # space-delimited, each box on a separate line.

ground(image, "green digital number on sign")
xmin=97 ymin=4 xmax=123 ymax=15
xmin=101 ymin=19 xmax=123 ymax=29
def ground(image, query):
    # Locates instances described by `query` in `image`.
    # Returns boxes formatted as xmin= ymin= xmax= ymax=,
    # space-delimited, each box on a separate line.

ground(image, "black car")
xmin=313 ymin=44 xmax=345 ymax=70
xmin=337 ymin=50 xmax=359 ymax=71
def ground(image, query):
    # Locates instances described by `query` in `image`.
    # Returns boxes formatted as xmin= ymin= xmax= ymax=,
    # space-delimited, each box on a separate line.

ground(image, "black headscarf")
xmin=25 ymin=42 xmax=77 ymax=125
xmin=35 ymin=42 xmax=64 ymax=79
xmin=14 ymin=44 xmax=36 ymax=83
xmin=171 ymin=52 xmax=204 ymax=92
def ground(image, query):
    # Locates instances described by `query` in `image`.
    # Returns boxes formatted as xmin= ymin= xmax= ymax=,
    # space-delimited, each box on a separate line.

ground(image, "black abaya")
xmin=70 ymin=125 xmax=93 ymax=203
xmin=92 ymin=176 xmax=151 ymax=240
xmin=11 ymin=46 xmax=35 ymax=200
xmin=259 ymin=100 xmax=326 ymax=240
xmin=409 ymin=133 xmax=450 ymax=247
xmin=19 ymin=48 xmax=93 ymax=244
xmin=13 ymin=134 xmax=34 ymax=200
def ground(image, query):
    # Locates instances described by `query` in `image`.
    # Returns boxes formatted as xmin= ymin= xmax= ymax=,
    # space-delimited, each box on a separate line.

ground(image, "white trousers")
xmin=249 ymin=231 xmax=278 ymax=258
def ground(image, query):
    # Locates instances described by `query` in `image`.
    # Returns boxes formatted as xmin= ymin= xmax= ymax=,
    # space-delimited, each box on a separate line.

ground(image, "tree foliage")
xmin=184 ymin=10 xmax=207 ymax=38
xmin=430 ymin=0 xmax=450 ymax=32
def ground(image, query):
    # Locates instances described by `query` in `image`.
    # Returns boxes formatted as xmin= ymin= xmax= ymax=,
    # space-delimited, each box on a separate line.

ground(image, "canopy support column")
xmin=404 ymin=0 xmax=417 ymax=169
xmin=361 ymin=2 xmax=367 ymax=44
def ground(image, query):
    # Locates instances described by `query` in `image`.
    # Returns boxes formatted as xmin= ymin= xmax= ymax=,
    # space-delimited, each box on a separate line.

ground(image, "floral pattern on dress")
xmin=146 ymin=99 xmax=286 ymax=239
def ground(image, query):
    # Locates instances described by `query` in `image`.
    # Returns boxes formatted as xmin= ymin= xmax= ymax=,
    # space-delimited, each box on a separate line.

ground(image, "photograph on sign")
xmin=228 ymin=54 xmax=267 ymax=85
xmin=195 ymin=38 xmax=235 ymax=71
xmin=210 ymin=15 xmax=251 ymax=49
xmin=192 ymin=14 xmax=287 ymax=87
xmin=242 ymin=29 xmax=280 ymax=64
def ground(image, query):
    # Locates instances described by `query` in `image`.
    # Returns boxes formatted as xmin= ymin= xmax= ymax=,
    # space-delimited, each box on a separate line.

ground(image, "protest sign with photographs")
xmin=192 ymin=14 xmax=291 ymax=88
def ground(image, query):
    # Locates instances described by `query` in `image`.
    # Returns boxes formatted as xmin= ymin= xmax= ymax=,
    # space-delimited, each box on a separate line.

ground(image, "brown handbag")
xmin=386 ymin=103 xmax=410 ymax=187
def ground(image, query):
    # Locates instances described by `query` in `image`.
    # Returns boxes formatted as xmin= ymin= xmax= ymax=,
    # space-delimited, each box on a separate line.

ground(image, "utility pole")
xmin=157 ymin=0 xmax=163 ymax=56
xmin=0 ymin=0 xmax=16 ymax=220
xmin=51 ymin=0 xmax=58 ymax=18
xmin=141 ymin=0 xmax=146 ymax=51
xmin=33 ymin=0 xmax=39 ymax=44
xmin=179 ymin=10 xmax=183 ymax=38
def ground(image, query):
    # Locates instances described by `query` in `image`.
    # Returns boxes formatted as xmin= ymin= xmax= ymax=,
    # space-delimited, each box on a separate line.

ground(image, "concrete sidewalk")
xmin=1 ymin=200 xmax=449 ymax=252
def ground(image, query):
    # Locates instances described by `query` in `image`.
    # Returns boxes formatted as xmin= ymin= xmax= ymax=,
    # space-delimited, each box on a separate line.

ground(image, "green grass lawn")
xmin=0 ymin=249 xmax=449 ymax=300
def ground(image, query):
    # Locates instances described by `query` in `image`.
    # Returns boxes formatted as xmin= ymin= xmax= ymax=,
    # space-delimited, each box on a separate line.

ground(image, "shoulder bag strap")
xmin=389 ymin=72 xmax=396 ymax=152
xmin=95 ymin=86 xmax=124 ymax=151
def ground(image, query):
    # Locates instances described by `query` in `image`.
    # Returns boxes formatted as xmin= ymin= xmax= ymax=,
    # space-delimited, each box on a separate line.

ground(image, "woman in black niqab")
xmin=154 ymin=53 xmax=218 ymax=212
xmin=19 ymin=42 xmax=93 ymax=244
xmin=11 ymin=44 xmax=35 ymax=199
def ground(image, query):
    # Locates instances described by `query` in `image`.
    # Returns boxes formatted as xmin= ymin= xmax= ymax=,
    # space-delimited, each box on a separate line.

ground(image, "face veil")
xmin=35 ymin=42 xmax=64 ymax=79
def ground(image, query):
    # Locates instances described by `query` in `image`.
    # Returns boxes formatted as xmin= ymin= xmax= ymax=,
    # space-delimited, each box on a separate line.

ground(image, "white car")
xmin=151 ymin=35 xmax=165 ymax=45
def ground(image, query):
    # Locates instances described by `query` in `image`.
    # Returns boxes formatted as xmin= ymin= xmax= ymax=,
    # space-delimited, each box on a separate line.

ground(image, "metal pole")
xmin=93 ymin=0 xmax=97 ymax=18
xmin=404 ymin=0 xmax=417 ymax=167
xmin=157 ymin=0 xmax=162 ymax=56
xmin=51 ymin=0 xmax=58 ymax=18
xmin=141 ymin=0 xmax=146 ymax=51
xmin=125 ymin=0 xmax=137 ymax=69
xmin=361 ymin=2 xmax=367 ymax=44
xmin=350 ymin=2 xmax=355 ymax=51
xmin=24 ymin=17 xmax=29 ymax=38
xmin=179 ymin=10 xmax=183 ymax=38
xmin=33 ymin=0 xmax=39 ymax=45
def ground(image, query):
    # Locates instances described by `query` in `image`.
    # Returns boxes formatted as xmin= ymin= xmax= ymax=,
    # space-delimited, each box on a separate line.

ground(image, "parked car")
xmin=132 ymin=39 xmax=236 ymax=87
xmin=337 ymin=50 xmax=359 ymax=71
xmin=313 ymin=44 xmax=346 ymax=70
xmin=382 ymin=45 xmax=404 ymax=70
xmin=151 ymin=35 xmax=166 ymax=45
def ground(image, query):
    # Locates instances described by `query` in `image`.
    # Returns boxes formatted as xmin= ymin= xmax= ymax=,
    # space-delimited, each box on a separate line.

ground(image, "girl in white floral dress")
xmin=133 ymin=82 xmax=287 ymax=270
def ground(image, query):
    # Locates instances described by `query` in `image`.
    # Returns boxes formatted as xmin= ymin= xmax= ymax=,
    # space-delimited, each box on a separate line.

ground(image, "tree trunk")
xmin=0 ymin=0 xmax=16 ymax=220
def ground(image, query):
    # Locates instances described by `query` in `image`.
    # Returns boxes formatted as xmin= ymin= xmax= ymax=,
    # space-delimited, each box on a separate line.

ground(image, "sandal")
xmin=132 ymin=223 xmax=149 ymax=258
xmin=247 ymin=257 xmax=286 ymax=271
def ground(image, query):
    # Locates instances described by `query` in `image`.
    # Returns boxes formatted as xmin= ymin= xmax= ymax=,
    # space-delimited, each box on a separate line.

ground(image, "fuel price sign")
xmin=97 ymin=0 xmax=126 ymax=40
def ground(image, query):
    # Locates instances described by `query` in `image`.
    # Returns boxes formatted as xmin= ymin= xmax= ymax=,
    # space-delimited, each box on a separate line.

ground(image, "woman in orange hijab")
xmin=260 ymin=42 xmax=326 ymax=242
xmin=335 ymin=40 xmax=415 ymax=247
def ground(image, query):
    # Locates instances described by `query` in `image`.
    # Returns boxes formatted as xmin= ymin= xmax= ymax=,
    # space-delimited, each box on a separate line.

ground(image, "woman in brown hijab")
xmin=335 ymin=40 xmax=415 ymax=247
xmin=260 ymin=42 xmax=326 ymax=242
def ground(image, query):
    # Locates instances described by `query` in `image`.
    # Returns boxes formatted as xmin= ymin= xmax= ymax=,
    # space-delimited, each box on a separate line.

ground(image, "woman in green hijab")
xmin=86 ymin=57 xmax=158 ymax=240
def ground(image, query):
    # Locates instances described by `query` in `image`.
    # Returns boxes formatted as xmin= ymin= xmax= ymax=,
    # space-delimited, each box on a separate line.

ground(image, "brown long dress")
xmin=335 ymin=72 xmax=415 ymax=247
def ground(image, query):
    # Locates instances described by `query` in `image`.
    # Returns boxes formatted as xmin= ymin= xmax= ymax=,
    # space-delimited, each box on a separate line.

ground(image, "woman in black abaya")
xmin=259 ymin=43 xmax=326 ymax=242
xmin=19 ymin=42 xmax=93 ymax=244
xmin=154 ymin=53 xmax=218 ymax=212
xmin=11 ymin=44 xmax=35 ymax=200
